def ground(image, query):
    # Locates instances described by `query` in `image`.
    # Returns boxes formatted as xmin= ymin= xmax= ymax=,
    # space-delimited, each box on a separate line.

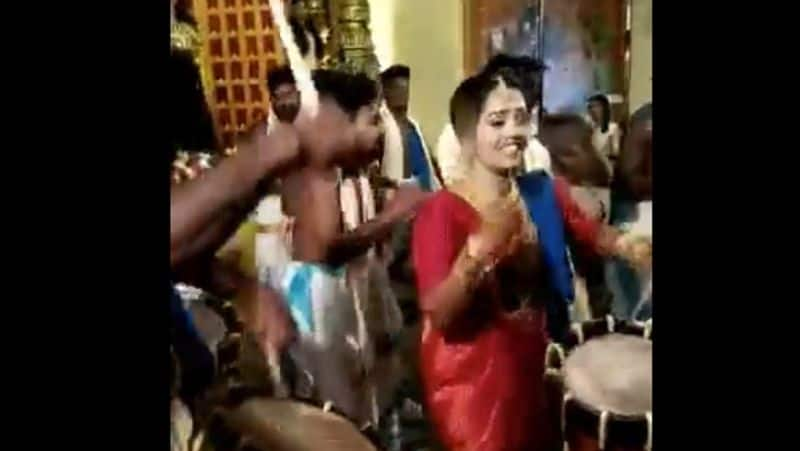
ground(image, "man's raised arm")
xmin=170 ymin=124 xmax=299 ymax=267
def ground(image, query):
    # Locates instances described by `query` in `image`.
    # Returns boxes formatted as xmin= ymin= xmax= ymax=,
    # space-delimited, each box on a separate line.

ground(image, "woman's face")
xmin=588 ymin=100 xmax=603 ymax=123
xmin=353 ymin=102 xmax=385 ymax=163
xmin=473 ymin=81 xmax=530 ymax=173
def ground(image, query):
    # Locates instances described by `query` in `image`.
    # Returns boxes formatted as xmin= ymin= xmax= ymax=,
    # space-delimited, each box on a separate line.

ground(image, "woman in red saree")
xmin=412 ymin=67 xmax=652 ymax=450
xmin=412 ymin=71 xmax=551 ymax=451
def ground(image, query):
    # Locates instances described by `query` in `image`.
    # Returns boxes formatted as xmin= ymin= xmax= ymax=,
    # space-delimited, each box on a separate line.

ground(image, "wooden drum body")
xmin=545 ymin=317 xmax=652 ymax=451
xmin=177 ymin=289 xmax=379 ymax=451
xmin=201 ymin=398 xmax=379 ymax=451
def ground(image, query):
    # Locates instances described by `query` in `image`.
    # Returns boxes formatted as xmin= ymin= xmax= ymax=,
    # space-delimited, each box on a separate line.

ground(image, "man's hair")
xmin=449 ymin=68 xmax=525 ymax=142
xmin=289 ymin=16 xmax=324 ymax=61
xmin=541 ymin=113 xmax=588 ymax=131
xmin=380 ymin=65 xmax=410 ymax=87
xmin=312 ymin=69 xmax=379 ymax=119
xmin=482 ymin=53 xmax=546 ymax=110
xmin=266 ymin=65 xmax=296 ymax=95
xmin=174 ymin=0 xmax=197 ymax=26
xmin=483 ymin=54 xmax=546 ymax=75
xmin=541 ymin=113 xmax=610 ymax=186
xmin=171 ymin=49 xmax=218 ymax=154
xmin=539 ymin=113 xmax=590 ymax=150
xmin=587 ymin=94 xmax=611 ymax=133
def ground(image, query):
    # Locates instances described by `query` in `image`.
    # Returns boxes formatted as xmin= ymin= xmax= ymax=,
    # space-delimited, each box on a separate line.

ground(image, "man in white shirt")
xmin=379 ymin=65 xmax=442 ymax=190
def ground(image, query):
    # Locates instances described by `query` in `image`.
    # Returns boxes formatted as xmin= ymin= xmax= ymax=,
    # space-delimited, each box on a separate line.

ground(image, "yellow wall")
xmin=370 ymin=0 xmax=464 ymax=145
xmin=628 ymin=0 xmax=652 ymax=112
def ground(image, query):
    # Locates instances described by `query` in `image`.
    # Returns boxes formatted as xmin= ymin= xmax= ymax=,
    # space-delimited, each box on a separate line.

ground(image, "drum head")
xmin=564 ymin=334 xmax=652 ymax=416
xmin=214 ymin=398 xmax=377 ymax=451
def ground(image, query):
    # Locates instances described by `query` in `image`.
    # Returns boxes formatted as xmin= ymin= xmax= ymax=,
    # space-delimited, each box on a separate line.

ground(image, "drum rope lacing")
xmin=605 ymin=315 xmax=616 ymax=334
xmin=631 ymin=318 xmax=653 ymax=340
xmin=562 ymin=391 xmax=573 ymax=451
xmin=571 ymin=322 xmax=585 ymax=345
xmin=545 ymin=342 xmax=566 ymax=376
xmin=598 ymin=410 xmax=610 ymax=450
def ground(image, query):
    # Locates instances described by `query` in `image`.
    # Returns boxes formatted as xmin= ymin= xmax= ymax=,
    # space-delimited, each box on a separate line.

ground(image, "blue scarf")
xmin=406 ymin=126 xmax=433 ymax=191
xmin=516 ymin=171 xmax=574 ymax=304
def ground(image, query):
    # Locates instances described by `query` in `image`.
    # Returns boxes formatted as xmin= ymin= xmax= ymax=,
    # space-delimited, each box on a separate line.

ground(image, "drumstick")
xmin=350 ymin=274 xmax=380 ymax=426
xmin=266 ymin=341 xmax=288 ymax=398
xmin=268 ymin=0 xmax=319 ymax=117
xmin=262 ymin=3 xmax=313 ymax=398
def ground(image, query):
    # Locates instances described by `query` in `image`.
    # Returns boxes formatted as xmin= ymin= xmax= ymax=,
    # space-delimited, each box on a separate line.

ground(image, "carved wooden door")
xmin=193 ymin=0 xmax=284 ymax=149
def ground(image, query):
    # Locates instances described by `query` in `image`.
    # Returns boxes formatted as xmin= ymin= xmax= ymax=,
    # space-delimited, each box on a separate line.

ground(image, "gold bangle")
xmin=454 ymin=249 xmax=488 ymax=288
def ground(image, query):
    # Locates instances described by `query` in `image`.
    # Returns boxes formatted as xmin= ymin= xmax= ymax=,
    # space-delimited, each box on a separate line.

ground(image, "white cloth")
xmin=254 ymin=194 xmax=292 ymax=285
xmin=524 ymin=135 xmax=552 ymax=174
xmin=380 ymin=104 xmax=405 ymax=183
xmin=380 ymin=107 xmax=440 ymax=190
xmin=340 ymin=173 xmax=405 ymax=421
xmin=170 ymin=398 xmax=192 ymax=451
xmin=591 ymin=122 xmax=621 ymax=159
xmin=276 ymin=261 xmax=367 ymax=420
xmin=266 ymin=108 xmax=277 ymax=134
xmin=434 ymin=123 xmax=465 ymax=187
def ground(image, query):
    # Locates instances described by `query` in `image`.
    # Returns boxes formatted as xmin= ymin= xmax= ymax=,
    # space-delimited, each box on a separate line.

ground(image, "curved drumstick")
xmin=268 ymin=0 xmax=318 ymax=118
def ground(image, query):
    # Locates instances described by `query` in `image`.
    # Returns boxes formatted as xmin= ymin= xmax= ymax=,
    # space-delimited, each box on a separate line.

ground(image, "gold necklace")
xmin=453 ymin=178 xmax=518 ymax=217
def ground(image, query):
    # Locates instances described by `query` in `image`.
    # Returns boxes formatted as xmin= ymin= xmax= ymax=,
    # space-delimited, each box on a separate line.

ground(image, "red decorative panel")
xmin=194 ymin=0 xmax=284 ymax=149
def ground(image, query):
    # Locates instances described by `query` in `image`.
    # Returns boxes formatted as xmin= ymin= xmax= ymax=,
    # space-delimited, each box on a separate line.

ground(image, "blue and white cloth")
xmin=272 ymin=261 xmax=367 ymax=420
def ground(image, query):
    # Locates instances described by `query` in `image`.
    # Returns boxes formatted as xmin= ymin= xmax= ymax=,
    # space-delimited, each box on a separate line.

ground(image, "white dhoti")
xmin=274 ymin=261 xmax=368 ymax=423
xmin=170 ymin=398 xmax=193 ymax=451
xmin=254 ymin=194 xmax=292 ymax=286
xmin=340 ymin=174 xmax=406 ymax=424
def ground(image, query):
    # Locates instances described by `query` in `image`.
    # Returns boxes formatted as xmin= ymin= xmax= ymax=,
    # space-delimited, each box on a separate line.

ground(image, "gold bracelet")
xmin=453 ymin=250 xmax=488 ymax=289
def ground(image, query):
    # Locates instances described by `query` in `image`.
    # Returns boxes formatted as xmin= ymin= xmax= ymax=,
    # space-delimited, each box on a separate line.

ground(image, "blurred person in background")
xmin=606 ymin=102 xmax=653 ymax=320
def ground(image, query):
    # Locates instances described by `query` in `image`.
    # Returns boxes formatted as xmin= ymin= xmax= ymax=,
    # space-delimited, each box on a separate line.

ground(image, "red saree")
xmin=412 ymin=191 xmax=548 ymax=451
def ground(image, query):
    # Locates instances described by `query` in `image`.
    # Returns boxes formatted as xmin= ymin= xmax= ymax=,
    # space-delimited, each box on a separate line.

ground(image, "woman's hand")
xmin=615 ymin=234 xmax=652 ymax=272
xmin=504 ymin=211 xmax=537 ymax=259
xmin=467 ymin=209 xmax=522 ymax=268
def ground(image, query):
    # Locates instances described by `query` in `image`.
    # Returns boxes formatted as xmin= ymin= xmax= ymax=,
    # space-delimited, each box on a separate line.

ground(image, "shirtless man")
xmin=276 ymin=69 xmax=429 ymax=423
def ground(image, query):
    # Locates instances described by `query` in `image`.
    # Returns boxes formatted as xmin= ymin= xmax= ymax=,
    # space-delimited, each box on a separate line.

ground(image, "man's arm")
xmin=170 ymin=125 xmax=298 ymax=267
xmin=552 ymin=176 xmax=618 ymax=256
xmin=618 ymin=127 xmax=652 ymax=200
xmin=326 ymin=215 xmax=398 ymax=267
xmin=307 ymin=182 xmax=426 ymax=268
xmin=306 ymin=176 xmax=397 ymax=267
xmin=175 ymin=256 xmax=295 ymax=351
xmin=170 ymin=192 xmax=260 ymax=267
xmin=174 ymin=256 xmax=246 ymax=300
